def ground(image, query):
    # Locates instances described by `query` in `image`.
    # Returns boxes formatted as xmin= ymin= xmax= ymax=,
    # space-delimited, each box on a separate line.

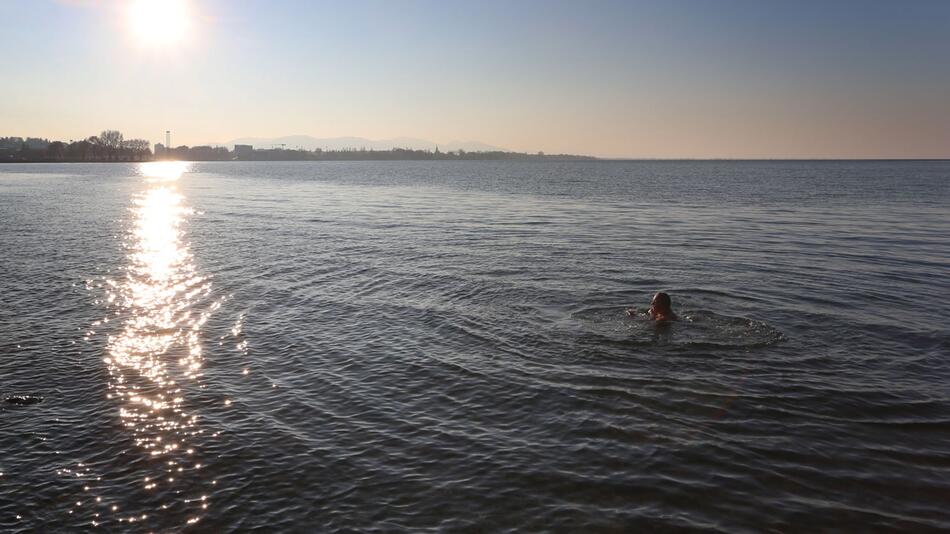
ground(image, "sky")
xmin=1 ymin=0 xmax=949 ymax=158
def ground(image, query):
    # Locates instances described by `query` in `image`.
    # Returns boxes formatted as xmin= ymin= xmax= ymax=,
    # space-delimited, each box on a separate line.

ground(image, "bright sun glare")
xmin=127 ymin=0 xmax=192 ymax=48
xmin=140 ymin=161 xmax=190 ymax=182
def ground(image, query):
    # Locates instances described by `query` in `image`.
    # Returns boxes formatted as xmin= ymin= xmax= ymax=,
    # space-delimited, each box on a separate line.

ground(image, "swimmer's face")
xmin=650 ymin=292 xmax=672 ymax=313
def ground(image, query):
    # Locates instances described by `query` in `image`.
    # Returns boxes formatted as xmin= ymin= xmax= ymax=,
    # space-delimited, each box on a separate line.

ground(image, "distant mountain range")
xmin=211 ymin=135 xmax=508 ymax=153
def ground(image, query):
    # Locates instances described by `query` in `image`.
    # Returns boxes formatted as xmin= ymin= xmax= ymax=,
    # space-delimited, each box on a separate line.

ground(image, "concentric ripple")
xmin=573 ymin=306 xmax=785 ymax=348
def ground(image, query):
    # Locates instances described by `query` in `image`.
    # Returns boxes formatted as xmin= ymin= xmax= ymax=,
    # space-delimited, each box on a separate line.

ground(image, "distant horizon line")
xmin=597 ymin=157 xmax=950 ymax=161
xmin=2 ymin=132 xmax=947 ymax=161
xmin=3 ymin=158 xmax=949 ymax=165
xmin=197 ymin=138 xmax=950 ymax=161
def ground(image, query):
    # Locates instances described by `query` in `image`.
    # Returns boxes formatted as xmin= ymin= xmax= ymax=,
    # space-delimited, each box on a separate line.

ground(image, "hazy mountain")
xmin=216 ymin=135 xmax=508 ymax=153
xmin=441 ymin=140 xmax=509 ymax=153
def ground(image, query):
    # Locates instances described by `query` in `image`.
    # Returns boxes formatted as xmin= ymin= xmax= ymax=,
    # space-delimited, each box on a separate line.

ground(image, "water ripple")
xmin=2 ymin=160 xmax=949 ymax=531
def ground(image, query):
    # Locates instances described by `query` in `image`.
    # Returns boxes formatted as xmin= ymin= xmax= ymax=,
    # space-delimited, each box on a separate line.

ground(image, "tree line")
xmin=0 ymin=130 xmax=151 ymax=162
xmin=2 ymin=131 xmax=595 ymax=163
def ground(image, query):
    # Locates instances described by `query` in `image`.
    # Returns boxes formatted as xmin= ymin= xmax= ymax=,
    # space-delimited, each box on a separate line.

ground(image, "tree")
xmin=122 ymin=138 xmax=151 ymax=160
xmin=47 ymin=141 xmax=67 ymax=160
xmin=66 ymin=140 xmax=91 ymax=161
xmin=87 ymin=136 xmax=105 ymax=160
xmin=99 ymin=130 xmax=124 ymax=160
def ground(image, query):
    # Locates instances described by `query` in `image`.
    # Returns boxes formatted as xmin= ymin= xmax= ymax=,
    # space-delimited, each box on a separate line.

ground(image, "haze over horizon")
xmin=2 ymin=0 xmax=949 ymax=159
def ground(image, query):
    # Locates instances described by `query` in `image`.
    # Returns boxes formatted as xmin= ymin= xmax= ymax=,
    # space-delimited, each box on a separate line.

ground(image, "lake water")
xmin=1 ymin=160 xmax=948 ymax=531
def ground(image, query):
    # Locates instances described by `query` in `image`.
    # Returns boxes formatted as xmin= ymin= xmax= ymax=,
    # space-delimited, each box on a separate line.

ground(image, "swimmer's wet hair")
xmin=653 ymin=292 xmax=672 ymax=308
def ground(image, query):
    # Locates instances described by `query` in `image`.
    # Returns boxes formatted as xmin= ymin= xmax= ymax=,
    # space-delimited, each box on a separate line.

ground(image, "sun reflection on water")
xmin=139 ymin=160 xmax=191 ymax=183
xmin=96 ymin=161 xmax=219 ymax=527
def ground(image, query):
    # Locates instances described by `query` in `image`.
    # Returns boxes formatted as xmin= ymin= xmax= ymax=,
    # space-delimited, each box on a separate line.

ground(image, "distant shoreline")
xmin=0 ymin=148 xmax=596 ymax=164
xmin=4 ymin=157 xmax=950 ymax=164
xmin=1 ymin=131 xmax=600 ymax=163
xmin=3 ymin=158 xmax=948 ymax=164
xmin=3 ymin=132 xmax=946 ymax=163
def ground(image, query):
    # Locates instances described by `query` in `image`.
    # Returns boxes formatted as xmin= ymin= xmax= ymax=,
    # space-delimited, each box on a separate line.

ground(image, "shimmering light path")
xmin=98 ymin=161 xmax=218 ymax=528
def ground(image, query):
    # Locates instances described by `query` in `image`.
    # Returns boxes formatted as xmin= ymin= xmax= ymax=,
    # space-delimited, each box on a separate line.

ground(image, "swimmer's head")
xmin=651 ymin=292 xmax=672 ymax=312
xmin=649 ymin=292 xmax=676 ymax=321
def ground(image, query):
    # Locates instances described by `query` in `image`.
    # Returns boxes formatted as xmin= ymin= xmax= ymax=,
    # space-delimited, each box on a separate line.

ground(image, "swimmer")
xmin=626 ymin=292 xmax=678 ymax=322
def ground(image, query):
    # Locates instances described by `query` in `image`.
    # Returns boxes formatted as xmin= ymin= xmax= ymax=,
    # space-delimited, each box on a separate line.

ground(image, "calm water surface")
xmin=1 ymin=160 xmax=949 ymax=531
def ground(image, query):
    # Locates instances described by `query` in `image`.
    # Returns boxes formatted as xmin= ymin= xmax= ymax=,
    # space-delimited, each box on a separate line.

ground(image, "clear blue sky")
xmin=2 ymin=0 xmax=948 ymax=157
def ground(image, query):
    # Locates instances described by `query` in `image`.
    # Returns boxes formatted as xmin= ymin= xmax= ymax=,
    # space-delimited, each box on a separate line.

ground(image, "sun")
xmin=127 ymin=0 xmax=193 ymax=48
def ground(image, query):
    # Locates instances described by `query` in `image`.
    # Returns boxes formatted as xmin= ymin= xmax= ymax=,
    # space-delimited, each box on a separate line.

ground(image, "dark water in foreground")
xmin=1 ymin=160 xmax=948 ymax=531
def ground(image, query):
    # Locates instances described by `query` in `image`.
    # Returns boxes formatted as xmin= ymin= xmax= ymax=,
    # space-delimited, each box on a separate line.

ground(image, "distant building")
xmin=0 ymin=137 xmax=23 ymax=150
xmin=188 ymin=146 xmax=230 ymax=161
xmin=154 ymin=143 xmax=166 ymax=157
xmin=234 ymin=144 xmax=254 ymax=160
